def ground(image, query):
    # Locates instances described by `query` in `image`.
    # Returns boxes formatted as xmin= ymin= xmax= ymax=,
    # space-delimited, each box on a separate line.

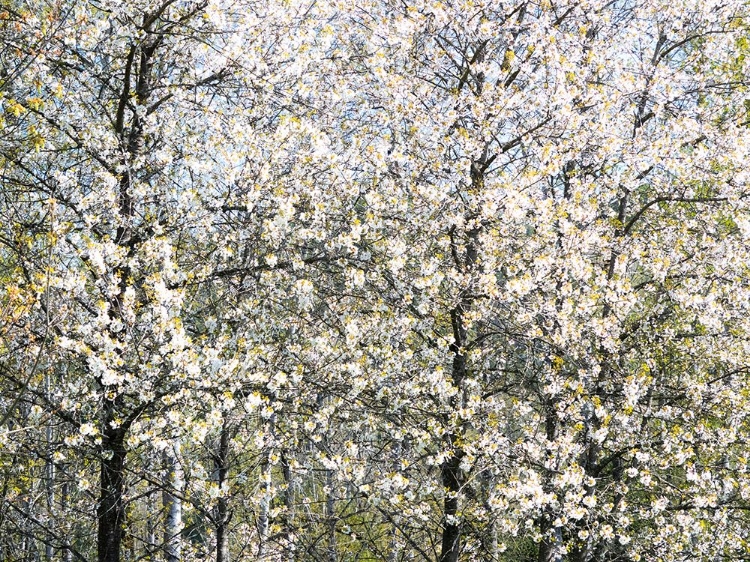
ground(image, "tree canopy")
xmin=1 ymin=0 xmax=750 ymax=561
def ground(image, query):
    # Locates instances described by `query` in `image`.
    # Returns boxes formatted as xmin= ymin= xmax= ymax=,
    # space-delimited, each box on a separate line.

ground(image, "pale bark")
xmin=215 ymin=422 xmax=230 ymax=562
xmin=326 ymin=467 xmax=337 ymax=562
xmin=163 ymin=440 xmax=184 ymax=562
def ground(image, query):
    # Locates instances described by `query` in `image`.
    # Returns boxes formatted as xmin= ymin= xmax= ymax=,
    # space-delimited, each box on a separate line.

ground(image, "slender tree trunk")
xmin=44 ymin=459 xmax=54 ymax=561
xmin=280 ymin=451 xmax=296 ymax=562
xmin=326 ymin=467 xmax=337 ymax=562
xmin=215 ymin=421 xmax=230 ymax=562
xmin=163 ymin=440 xmax=184 ymax=562
xmin=537 ymin=408 xmax=562 ymax=562
xmin=258 ymin=408 xmax=277 ymax=560
xmin=439 ymin=430 xmax=464 ymax=562
xmin=44 ymin=375 xmax=54 ymax=561
xmin=147 ymin=491 xmax=156 ymax=558
xmin=439 ymin=276 xmax=472 ymax=562
xmin=481 ymin=472 xmax=498 ymax=561
xmin=257 ymin=459 xmax=271 ymax=559
xmin=61 ymin=479 xmax=73 ymax=562
xmin=96 ymin=11 xmax=163 ymax=561
xmin=387 ymin=441 xmax=402 ymax=562
xmin=97 ymin=423 xmax=126 ymax=562
xmin=439 ymin=157 xmax=484 ymax=562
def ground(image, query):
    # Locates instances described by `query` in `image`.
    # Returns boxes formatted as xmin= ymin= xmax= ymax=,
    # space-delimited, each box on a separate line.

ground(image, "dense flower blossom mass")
xmin=1 ymin=0 xmax=750 ymax=561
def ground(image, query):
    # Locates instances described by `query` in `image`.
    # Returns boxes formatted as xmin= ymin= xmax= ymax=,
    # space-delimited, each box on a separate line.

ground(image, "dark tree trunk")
xmin=439 ymin=445 xmax=463 ymax=562
xmin=97 ymin=423 xmax=126 ymax=562
xmin=438 ymin=153 xmax=486 ymax=562
xmin=537 ymin=406 xmax=562 ymax=562
xmin=97 ymin=14 xmax=157 ymax=562
xmin=440 ymin=344 xmax=468 ymax=562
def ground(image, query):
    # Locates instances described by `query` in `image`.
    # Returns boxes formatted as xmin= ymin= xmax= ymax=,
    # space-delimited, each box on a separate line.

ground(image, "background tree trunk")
xmin=163 ymin=440 xmax=184 ymax=562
